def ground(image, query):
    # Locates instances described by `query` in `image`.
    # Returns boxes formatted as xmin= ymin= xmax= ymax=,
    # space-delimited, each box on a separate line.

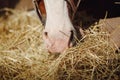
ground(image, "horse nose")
xmin=47 ymin=39 xmax=74 ymax=53
xmin=43 ymin=30 xmax=75 ymax=53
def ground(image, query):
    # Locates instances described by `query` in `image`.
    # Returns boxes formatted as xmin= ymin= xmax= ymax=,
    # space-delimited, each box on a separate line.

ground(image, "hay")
xmin=0 ymin=9 xmax=120 ymax=80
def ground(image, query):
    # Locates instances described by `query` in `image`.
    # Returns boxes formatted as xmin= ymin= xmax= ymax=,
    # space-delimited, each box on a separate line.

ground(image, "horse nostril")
xmin=70 ymin=30 xmax=74 ymax=41
xmin=68 ymin=30 xmax=74 ymax=47
xmin=44 ymin=31 xmax=48 ymax=38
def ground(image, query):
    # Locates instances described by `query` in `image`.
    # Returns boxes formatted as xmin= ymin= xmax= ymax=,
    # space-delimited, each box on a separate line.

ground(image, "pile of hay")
xmin=0 ymin=9 xmax=120 ymax=80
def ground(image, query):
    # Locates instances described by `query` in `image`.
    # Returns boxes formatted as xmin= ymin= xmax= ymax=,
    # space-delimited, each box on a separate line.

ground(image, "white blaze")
xmin=44 ymin=0 xmax=75 ymax=38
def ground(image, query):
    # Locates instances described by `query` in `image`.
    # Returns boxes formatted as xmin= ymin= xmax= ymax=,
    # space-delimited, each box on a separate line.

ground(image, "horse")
xmin=33 ymin=0 xmax=120 ymax=53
